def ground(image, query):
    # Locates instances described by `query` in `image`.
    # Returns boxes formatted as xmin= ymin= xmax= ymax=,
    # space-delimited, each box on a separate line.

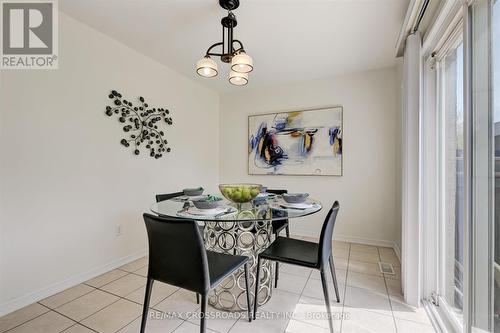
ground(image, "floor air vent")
xmin=378 ymin=262 xmax=395 ymax=275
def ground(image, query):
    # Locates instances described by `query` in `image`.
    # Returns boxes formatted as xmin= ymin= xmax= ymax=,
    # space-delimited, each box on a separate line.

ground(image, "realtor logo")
xmin=1 ymin=0 xmax=58 ymax=69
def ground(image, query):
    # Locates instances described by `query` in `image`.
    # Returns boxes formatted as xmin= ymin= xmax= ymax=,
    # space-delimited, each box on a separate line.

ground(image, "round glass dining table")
xmin=150 ymin=196 xmax=322 ymax=312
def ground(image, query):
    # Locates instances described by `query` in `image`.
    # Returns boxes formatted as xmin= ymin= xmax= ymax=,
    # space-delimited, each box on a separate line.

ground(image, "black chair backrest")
xmin=267 ymin=189 xmax=288 ymax=195
xmin=143 ymin=213 xmax=210 ymax=293
xmin=318 ymin=201 xmax=340 ymax=266
xmin=267 ymin=189 xmax=289 ymax=222
xmin=155 ymin=191 xmax=184 ymax=203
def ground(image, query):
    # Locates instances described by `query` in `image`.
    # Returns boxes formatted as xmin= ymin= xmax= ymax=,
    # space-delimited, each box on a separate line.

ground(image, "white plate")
xmin=177 ymin=206 xmax=236 ymax=218
xmin=256 ymin=193 xmax=276 ymax=198
xmin=272 ymin=200 xmax=317 ymax=210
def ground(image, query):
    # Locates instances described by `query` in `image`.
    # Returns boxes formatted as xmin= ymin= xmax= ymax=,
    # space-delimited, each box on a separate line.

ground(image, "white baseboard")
xmin=333 ymin=234 xmax=397 ymax=249
xmin=0 ymin=248 xmax=148 ymax=317
xmin=291 ymin=230 xmax=401 ymax=264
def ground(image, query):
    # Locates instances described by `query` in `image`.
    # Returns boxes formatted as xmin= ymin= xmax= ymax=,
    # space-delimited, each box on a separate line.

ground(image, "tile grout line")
xmin=280 ymin=263 xmax=312 ymax=333
xmin=111 ymin=311 xmax=143 ymax=333
xmin=120 ymin=292 xmax=189 ymax=333
xmin=60 ymin=322 xmax=98 ymax=333
xmin=277 ymin=237 xmax=314 ymax=333
xmin=94 ymin=280 xmax=182 ymax=312
xmin=224 ymin=311 xmax=243 ymax=333
xmin=82 ymin=270 xmax=133 ymax=289
xmin=53 ymin=312 xmax=98 ymax=333
xmin=85 ymin=290 xmax=176 ymax=333
xmin=288 ymin=272 xmax=335 ymax=333
xmin=1 ymin=303 xmax=53 ymax=333
xmin=91 ymin=284 xmax=146 ymax=306
xmin=53 ymin=293 xmax=122 ymax=326
xmin=162 ymin=316 xmax=186 ymax=333
xmin=127 ymin=270 xmax=148 ymax=279
xmin=339 ymin=242 xmax=351 ymax=333
xmin=51 ymin=271 xmax=173 ymax=332
xmin=1 ymin=260 xmax=172 ymax=333
xmin=48 ymin=295 xmax=132 ymax=333
xmin=67 ymin=269 xmax=147 ymax=327
xmin=91 ymin=270 xmax=182 ymax=310
xmin=278 ymin=242 xmax=351 ymax=332
xmin=378 ymin=246 xmax=399 ymax=333
xmin=38 ymin=285 xmax=97 ymax=312
xmin=116 ymin=265 xmax=148 ymax=275
xmin=282 ymin=242 xmax=347 ymax=332
xmin=27 ymin=307 xmax=79 ymax=333
xmin=118 ymin=282 xmax=212 ymax=332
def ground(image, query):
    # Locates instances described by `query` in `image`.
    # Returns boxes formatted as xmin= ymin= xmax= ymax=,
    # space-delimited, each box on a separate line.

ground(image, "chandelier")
xmin=196 ymin=0 xmax=253 ymax=86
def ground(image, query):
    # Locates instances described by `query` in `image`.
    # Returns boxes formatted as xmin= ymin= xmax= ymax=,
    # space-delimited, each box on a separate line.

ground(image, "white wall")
xmin=0 ymin=13 xmax=219 ymax=314
xmin=220 ymin=68 xmax=401 ymax=246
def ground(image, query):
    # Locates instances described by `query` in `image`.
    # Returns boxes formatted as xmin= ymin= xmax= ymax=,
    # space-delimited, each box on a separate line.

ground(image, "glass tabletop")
xmin=150 ymin=195 xmax=322 ymax=222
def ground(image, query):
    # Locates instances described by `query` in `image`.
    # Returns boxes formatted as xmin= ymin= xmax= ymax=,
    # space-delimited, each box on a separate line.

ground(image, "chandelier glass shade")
xmin=196 ymin=56 xmax=218 ymax=78
xmin=196 ymin=0 xmax=253 ymax=86
xmin=228 ymin=71 xmax=248 ymax=86
xmin=231 ymin=51 xmax=253 ymax=73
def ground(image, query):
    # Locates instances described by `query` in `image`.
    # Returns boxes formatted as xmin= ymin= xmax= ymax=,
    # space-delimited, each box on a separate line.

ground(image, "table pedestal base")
xmin=204 ymin=220 xmax=273 ymax=312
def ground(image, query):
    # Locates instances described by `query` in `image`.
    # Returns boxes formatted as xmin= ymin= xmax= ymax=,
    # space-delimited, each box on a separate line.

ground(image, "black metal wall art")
xmin=105 ymin=90 xmax=173 ymax=159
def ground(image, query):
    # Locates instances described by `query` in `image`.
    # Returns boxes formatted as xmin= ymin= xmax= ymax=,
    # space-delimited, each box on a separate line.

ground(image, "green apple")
xmin=232 ymin=191 xmax=242 ymax=201
xmin=250 ymin=188 xmax=260 ymax=197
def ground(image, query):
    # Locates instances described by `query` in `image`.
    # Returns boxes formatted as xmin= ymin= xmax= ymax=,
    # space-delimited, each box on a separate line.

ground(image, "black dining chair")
xmin=155 ymin=191 xmax=184 ymax=203
xmin=155 ymin=191 xmax=205 ymax=304
xmin=267 ymin=189 xmax=291 ymax=238
xmin=253 ymin=201 xmax=340 ymax=333
xmin=141 ymin=214 xmax=252 ymax=333
xmin=266 ymin=189 xmax=290 ymax=288
xmin=155 ymin=191 xmax=205 ymax=230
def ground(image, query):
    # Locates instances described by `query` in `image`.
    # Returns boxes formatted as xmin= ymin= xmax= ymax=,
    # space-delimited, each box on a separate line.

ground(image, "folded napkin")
xmin=171 ymin=195 xmax=206 ymax=202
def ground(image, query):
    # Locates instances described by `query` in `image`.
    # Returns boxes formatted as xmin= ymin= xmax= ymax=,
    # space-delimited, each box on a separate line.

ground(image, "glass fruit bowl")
xmin=218 ymin=183 xmax=263 ymax=205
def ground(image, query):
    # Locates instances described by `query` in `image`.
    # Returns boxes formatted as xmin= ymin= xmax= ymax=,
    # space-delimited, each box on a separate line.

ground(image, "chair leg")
xmin=196 ymin=293 xmax=200 ymax=304
xmin=275 ymin=262 xmax=279 ymax=288
xmin=320 ymin=269 xmax=334 ymax=333
xmin=329 ymin=255 xmax=340 ymax=303
xmin=285 ymin=225 xmax=290 ymax=238
xmin=140 ymin=278 xmax=154 ymax=333
xmin=253 ymin=257 xmax=262 ymax=320
xmin=200 ymin=293 xmax=207 ymax=333
xmin=272 ymin=229 xmax=280 ymax=287
xmin=244 ymin=263 xmax=252 ymax=322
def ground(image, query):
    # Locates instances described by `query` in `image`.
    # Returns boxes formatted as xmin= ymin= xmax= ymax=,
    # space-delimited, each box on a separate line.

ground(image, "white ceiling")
xmin=60 ymin=0 xmax=409 ymax=92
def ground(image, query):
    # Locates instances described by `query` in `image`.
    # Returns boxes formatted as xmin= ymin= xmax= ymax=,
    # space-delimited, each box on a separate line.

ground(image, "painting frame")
xmin=247 ymin=105 xmax=343 ymax=176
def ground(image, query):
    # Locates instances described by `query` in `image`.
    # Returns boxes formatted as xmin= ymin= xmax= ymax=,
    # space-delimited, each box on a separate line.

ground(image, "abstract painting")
xmin=248 ymin=106 xmax=343 ymax=176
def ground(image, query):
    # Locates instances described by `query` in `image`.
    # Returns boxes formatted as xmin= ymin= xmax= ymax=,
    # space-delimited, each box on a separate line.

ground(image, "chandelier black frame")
xmin=196 ymin=0 xmax=253 ymax=86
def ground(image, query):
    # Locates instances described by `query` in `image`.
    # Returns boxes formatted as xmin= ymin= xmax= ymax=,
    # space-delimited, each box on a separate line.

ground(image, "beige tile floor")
xmin=0 ymin=239 xmax=436 ymax=333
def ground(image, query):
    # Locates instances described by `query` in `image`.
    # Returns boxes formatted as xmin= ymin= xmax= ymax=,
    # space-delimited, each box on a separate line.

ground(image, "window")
xmin=437 ymin=35 xmax=465 ymax=329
